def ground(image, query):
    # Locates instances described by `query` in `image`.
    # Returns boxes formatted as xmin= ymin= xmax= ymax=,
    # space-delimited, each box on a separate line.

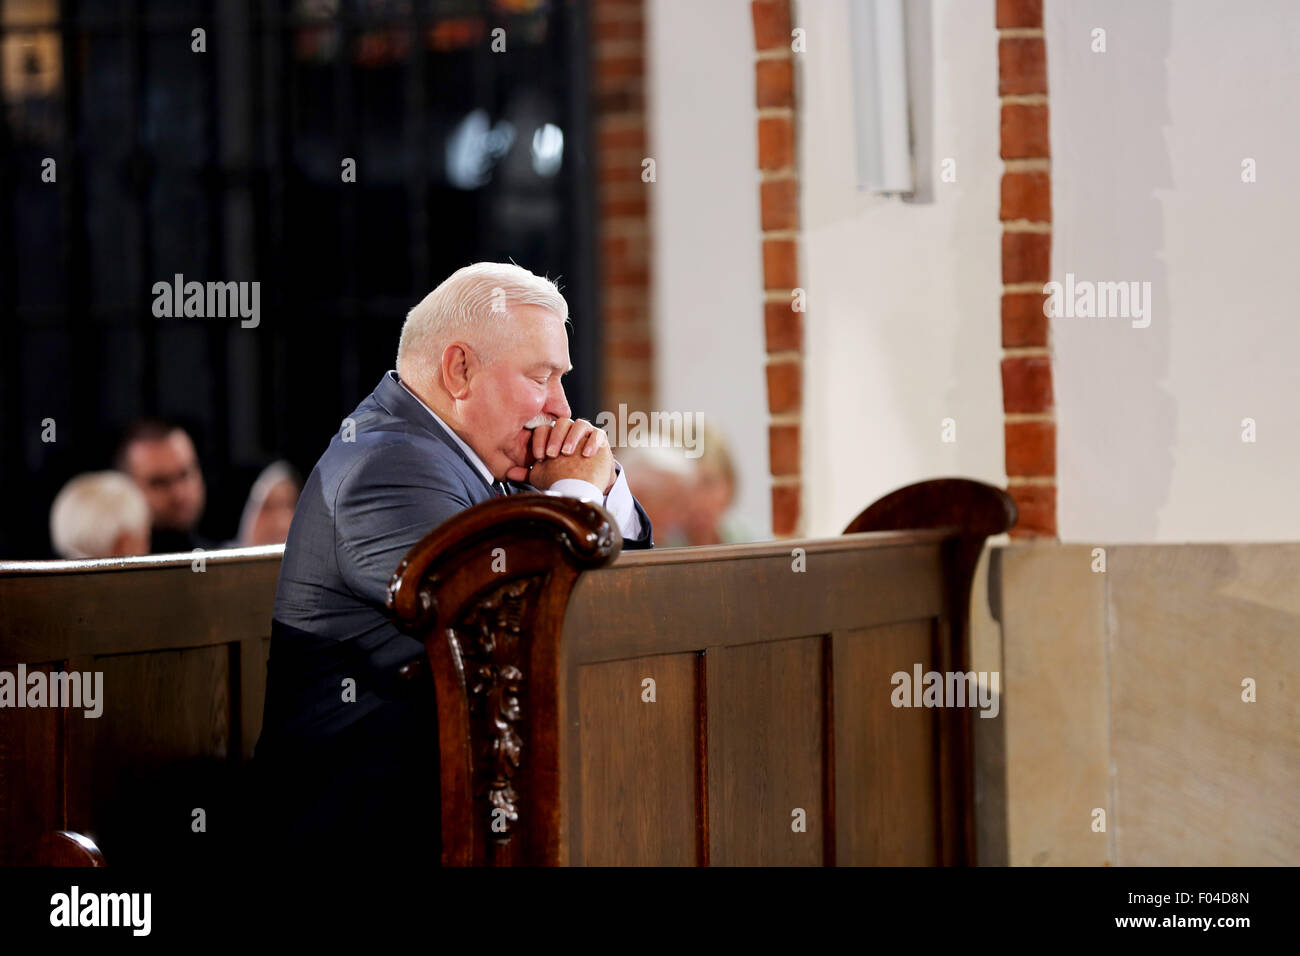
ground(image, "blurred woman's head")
xmin=238 ymin=461 xmax=301 ymax=546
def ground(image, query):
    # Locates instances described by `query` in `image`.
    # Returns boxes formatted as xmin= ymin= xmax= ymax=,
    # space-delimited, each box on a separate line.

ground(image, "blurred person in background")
xmin=685 ymin=423 xmax=751 ymax=546
xmin=49 ymin=471 xmax=151 ymax=559
xmin=616 ymin=444 xmax=697 ymax=548
xmin=115 ymin=419 xmax=214 ymax=553
xmin=236 ymin=462 xmax=302 ymax=547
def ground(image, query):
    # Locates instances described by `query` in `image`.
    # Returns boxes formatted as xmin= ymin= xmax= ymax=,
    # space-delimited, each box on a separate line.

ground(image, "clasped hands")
xmin=504 ymin=418 xmax=616 ymax=495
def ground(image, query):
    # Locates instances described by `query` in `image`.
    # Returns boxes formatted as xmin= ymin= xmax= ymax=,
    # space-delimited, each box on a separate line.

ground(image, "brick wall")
xmin=997 ymin=0 xmax=1056 ymax=537
xmin=591 ymin=0 xmax=653 ymax=413
xmin=592 ymin=0 xmax=1045 ymax=540
xmin=753 ymin=0 xmax=803 ymax=538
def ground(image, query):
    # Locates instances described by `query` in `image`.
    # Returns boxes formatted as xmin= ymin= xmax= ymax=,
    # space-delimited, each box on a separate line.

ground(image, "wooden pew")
xmin=0 ymin=547 xmax=282 ymax=866
xmin=0 ymin=478 xmax=1013 ymax=866
xmin=387 ymin=477 xmax=1015 ymax=866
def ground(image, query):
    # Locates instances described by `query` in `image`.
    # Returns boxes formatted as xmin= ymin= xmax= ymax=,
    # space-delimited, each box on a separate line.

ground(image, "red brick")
xmin=999 ymin=36 xmax=1046 ymax=96
xmin=756 ymin=57 xmax=794 ymax=108
xmin=758 ymin=115 xmax=795 ymax=170
xmin=596 ymin=54 xmax=644 ymax=85
xmin=602 ymin=233 xmax=646 ymax=269
xmin=598 ymin=159 xmax=645 ymax=184
xmin=751 ymin=0 xmax=792 ymax=52
xmin=1001 ymin=356 xmax=1053 ymax=413
xmin=1001 ymin=103 xmax=1050 ymax=159
xmin=1005 ymin=420 xmax=1055 ymax=476
xmin=1007 ymin=483 xmax=1056 ymax=538
xmin=996 ymin=0 xmax=1042 ymax=29
xmin=605 ymin=301 xmax=648 ymax=327
xmin=591 ymin=0 xmax=642 ymax=21
xmin=1002 ymin=232 xmax=1051 ymax=284
xmin=592 ymin=16 xmax=642 ymax=43
xmin=607 ymin=339 xmax=652 ymax=361
xmin=760 ymin=177 xmax=799 ymax=231
xmin=603 ymin=359 xmax=651 ymax=381
xmin=594 ymin=87 xmax=644 ymax=113
xmin=772 ymin=484 xmax=801 ymax=537
xmin=601 ymin=192 xmax=647 ymax=217
xmin=1000 ymin=170 xmax=1051 ymax=222
xmin=762 ymin=238 xmax=799 ymax=290
xmin=765 ymin=360 xmax=801 ymax=414
xmin=603 ymin=373 xmax=651 ymax=404
xmin=604 ymin=262 xmax=648 ymax=285
xmin=764 ymin=300 xmax=803 ymax=352
xmin=598 ymin=122 xmax=646 ymax=152
xmin=769 ymin=424 xmax=800 ymax=476
xmin=1002 ymin=292 xmax=1049 ymax=348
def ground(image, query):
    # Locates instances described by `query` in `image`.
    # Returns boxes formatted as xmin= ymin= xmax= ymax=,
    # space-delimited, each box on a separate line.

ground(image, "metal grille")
xmin=0 ymin=0 xmax=598 ymax=556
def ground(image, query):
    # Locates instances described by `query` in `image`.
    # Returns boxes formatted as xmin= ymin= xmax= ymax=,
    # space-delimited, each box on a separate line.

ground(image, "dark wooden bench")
xmin=0 ymin=478 xmax=1013 ymax=866
xmin=0 ymin=547 xmax=281 ymax=866
xmin=387 ymin=478 xmax=1015 ymax=865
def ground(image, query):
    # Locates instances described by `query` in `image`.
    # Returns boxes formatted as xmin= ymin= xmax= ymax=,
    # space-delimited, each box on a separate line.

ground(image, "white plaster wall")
xmin=1046 ymin=0 xmax=1300 ymax=541
xmin=647 ymin=0 xmax=771 ymax=539
xmin=798 ymin=0 xmax=1006 ymax=537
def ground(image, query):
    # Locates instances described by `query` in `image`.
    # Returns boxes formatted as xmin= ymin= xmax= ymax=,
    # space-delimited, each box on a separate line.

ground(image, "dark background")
xmin=0 ymin=0 xmax=600 ymax=558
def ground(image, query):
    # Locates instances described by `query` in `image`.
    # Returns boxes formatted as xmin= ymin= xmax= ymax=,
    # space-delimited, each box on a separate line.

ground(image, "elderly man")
xmin=49 ymin=471 xmax=152 ymax=559
xmin=254 ymin=262 xmax=652 ymax=859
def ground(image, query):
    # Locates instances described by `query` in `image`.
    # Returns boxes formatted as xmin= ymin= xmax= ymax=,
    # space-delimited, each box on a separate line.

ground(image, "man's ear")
xmin=440 ymin=342 xmax=478 ymax=399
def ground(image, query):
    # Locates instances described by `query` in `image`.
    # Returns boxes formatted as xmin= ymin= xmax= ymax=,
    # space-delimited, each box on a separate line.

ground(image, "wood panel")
xmin=0 ymin=550 xmax=281 ymax=864
xmin=832 ymin=621 xmax=940 ymax=865
xmin=564 ymin=536 xmax=947 ymax=663
xmin=0 ymin=663 xmax=65 ymax=865
xmin=76 ymin=646 xmax=234 ymax=864
xmin=237 ymin=637 xmax=271 ymax=761
xmin=0 ymin=549 xmax=282 ymax=660
xmin=578 ymin=654 xmax=700 ymax=865
xmin=710 ymin=637 xmax=825 ymax=866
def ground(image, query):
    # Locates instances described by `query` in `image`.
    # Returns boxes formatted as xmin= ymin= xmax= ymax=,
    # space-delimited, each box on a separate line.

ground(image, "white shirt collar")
xmin=394 ymin=372 xmax=497 ymax=488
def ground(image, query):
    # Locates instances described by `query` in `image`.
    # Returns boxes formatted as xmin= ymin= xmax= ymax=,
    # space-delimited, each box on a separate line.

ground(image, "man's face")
xmin=123 ymin=431 xmax=206 ymax=532
xmin=458 ymin=305 xmax=572 ymax=480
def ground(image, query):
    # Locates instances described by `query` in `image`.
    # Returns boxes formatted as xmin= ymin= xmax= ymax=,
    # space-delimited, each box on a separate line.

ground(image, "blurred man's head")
xmin=50 ymin=471 xmax=151 ymax=559
xmin=115 ymin=420 xmax=206 ymax=533
xmin=396 ymin=263 xmax=573 ymax=481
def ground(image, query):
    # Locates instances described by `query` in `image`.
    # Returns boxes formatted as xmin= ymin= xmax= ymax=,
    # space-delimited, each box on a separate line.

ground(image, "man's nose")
xmin=545 ymin=380 xmax=571 ymax=420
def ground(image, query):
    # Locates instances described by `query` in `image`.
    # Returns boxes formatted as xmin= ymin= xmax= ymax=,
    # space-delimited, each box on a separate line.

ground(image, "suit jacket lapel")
xmin=373 ymin=371 xmax=498 ymax=499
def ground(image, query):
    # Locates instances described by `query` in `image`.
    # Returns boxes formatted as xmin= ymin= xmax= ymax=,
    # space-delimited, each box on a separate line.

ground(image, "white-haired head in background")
xmin=50 ymin=471 xmax=151 ymax=559
xmin=396 ymin=261 xmax=570 ymax=388
xmin=615 ymin=445 xmax=699 ymax=548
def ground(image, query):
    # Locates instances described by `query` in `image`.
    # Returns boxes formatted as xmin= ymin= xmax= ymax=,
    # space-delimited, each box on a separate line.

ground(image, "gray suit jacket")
xmin=257 ymin=369 xmax=653 ymax=749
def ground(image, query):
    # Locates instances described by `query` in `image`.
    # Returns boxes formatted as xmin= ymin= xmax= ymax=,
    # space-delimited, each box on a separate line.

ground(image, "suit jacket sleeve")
xmin=333 ymin=443 xmax=474 ymax=605
xmin=624 ymin=496 xmax=654 ymax=550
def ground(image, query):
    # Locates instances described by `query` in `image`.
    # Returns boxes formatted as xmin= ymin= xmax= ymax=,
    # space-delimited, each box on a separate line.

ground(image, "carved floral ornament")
xmin=454 ymin=576 xmax=542 ymax=844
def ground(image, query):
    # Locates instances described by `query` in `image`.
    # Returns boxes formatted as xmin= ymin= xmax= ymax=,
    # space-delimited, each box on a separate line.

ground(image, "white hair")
xmin=616 ymin=444 xmax=699 ymax=480
xmin=396 ymin=262 xmax=570 ymax=385
xmin=50 ymin=471 xmax=150 ymax=559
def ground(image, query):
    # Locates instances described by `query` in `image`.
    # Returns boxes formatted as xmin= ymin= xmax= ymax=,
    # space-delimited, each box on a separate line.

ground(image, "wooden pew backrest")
xmin=0 ymin=546 xmax=283 ymax=866
xmin=389 ymin=478 xmax=1015 ymax=866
